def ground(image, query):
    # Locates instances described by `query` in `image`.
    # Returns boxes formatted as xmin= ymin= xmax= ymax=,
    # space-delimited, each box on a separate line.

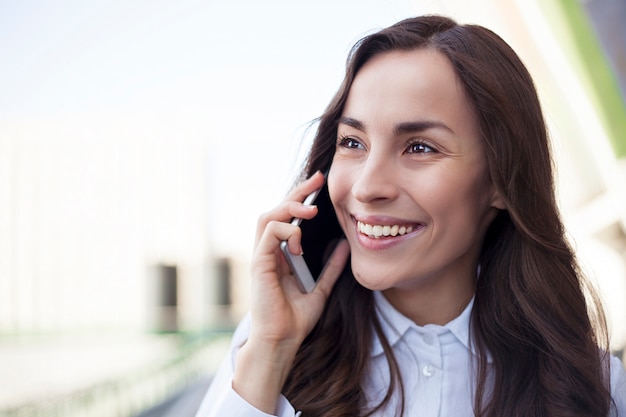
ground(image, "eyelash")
xmin=336 ymin=135 xmax=437 ymax=154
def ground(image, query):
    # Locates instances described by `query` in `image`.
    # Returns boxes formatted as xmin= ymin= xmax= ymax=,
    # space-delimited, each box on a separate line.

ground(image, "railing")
xmin=0 ymin=334 xmax=230 ymax=417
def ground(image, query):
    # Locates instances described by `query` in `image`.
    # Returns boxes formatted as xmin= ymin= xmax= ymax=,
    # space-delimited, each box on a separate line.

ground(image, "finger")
xmin=254 ymin=171 xmax=325 ymax=248
xmin=254 ymin=203 xmax=317 ymax=247
xmin=254 ymin=220 xmax=302 ymax=259
xmin=284 ymin=170 xmax=325 ymax=203
xmin=313 ymin=239 xmax=350 ymax=298
xmin=257 ymin=201 xmax=319 ymax=230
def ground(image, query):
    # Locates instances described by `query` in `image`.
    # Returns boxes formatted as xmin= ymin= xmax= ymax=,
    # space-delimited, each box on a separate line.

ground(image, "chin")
xmin=351 ymin=268 xmax=394 ymax=292
xmin=351 ymin=255 xmax=412 ymax=289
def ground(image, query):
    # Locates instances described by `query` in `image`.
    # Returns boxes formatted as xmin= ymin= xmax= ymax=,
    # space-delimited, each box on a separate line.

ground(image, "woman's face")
xmin=328 ymin=49 xmax=503 ymax=304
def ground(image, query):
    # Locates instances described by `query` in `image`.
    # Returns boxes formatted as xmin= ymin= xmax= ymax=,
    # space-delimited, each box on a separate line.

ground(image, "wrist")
xmin=232 ymin=338 xmax=299 ymax=414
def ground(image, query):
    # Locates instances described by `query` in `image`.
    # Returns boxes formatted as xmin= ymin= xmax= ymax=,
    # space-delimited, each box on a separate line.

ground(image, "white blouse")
xmin=195 ymin=292 xmax=626 ymax=417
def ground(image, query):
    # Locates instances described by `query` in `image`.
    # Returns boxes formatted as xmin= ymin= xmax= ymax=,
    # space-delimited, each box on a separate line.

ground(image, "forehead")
xmin=342 ymin=49 xmax=478 ymax=138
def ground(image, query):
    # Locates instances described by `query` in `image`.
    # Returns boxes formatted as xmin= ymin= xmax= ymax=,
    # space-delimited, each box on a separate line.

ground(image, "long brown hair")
xmin=283 ymin=15 xmax=612 ymax=416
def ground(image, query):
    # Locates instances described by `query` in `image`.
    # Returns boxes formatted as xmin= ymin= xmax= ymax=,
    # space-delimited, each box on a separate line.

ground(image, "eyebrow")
xmin=338 ymin=117 xmax=454 ymax=135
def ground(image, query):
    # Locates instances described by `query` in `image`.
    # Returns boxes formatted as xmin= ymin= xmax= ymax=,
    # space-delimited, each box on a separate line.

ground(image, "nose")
xmin=351 ymin=150 xmax=400 ymax=204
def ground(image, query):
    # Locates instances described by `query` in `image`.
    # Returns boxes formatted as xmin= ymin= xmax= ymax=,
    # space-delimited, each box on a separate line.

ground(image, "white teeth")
xmin=357 ymin=221 xmax=417 ymax=238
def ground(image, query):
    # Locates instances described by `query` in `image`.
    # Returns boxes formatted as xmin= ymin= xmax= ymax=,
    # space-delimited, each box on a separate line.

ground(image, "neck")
xmin=382 ymin=274 xmax=475 ymax=326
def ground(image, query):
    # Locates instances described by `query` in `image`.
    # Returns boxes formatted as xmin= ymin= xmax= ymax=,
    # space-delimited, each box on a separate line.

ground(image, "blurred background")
xmin=1 ymin=0 xmax=625 ymax=415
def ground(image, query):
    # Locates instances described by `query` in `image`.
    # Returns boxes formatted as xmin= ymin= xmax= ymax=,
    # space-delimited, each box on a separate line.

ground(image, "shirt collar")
xmin=371 ymin=290 xmax=477 ymax=357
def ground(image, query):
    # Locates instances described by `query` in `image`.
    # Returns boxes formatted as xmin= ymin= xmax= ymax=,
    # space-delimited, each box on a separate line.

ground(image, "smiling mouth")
xmin=356 ymin=220 xmax=422 ymax=238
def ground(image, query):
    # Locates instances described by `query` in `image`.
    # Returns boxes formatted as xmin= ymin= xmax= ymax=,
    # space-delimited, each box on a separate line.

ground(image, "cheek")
xmin=327 ymin=162 xmax=350 ymax=205
xmin=327 ymin=165 xmax=343 ymax=218
xmin=327 ymin=162 xmax=356 ymax=234
xmin=420 ymin=167 xmax=493 ymax=217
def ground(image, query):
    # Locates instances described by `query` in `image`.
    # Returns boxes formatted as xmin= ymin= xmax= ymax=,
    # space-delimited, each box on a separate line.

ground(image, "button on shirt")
xmin=194 ymin=292 xmax=626 ymax=417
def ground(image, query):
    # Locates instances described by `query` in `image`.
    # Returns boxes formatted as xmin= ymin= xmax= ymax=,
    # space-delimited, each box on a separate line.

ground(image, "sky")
xmin=0 ymin=0 xmax=420 ymax=116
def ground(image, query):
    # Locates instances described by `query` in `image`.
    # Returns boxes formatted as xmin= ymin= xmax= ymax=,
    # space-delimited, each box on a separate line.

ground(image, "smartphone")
xmin=280 ymin=179 xmax=344 ymax=293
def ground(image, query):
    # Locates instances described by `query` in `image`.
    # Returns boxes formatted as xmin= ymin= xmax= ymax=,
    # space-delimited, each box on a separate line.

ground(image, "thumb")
xmin=313 ymin=239 xmax=350 ymax=299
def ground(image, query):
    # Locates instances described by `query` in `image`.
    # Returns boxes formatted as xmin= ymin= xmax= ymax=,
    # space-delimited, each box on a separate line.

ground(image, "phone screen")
xmin=298 ymin=182 xmax=344 ymax=280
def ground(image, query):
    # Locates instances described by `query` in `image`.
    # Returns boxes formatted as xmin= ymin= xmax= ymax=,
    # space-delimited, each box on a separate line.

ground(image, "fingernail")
xmin=310 ymin=170 xmax=323 ymax=179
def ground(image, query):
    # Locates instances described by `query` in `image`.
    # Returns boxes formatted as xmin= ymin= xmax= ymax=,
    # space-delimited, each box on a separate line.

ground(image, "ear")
xmin=490 ymin=187 xmax=506 ymax=210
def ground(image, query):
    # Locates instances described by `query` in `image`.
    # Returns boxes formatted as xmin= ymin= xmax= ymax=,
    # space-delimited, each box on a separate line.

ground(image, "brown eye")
xmin=407 ymin=142 xmax=435 ymax=154
xmin=338 ymin=136 xmax=365 ymax=150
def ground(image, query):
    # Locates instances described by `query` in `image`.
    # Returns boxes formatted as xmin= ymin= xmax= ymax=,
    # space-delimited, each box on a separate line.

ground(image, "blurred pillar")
xmin=205 ymin=257 xmax=234 ymax=329
xmin=213 ymin=257 xmax=232 ymax=306
xmin=148 ymin=264 xmax=179 ymax=333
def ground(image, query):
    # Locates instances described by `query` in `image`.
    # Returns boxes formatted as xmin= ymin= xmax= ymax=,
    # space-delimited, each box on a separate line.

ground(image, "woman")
xmin=195 ymin=15 xmax=626 ymax=417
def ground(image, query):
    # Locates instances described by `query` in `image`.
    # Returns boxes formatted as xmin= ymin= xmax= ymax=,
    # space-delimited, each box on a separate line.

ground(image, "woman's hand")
xmin=233 ymin=171 xmax=350 ymax=414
